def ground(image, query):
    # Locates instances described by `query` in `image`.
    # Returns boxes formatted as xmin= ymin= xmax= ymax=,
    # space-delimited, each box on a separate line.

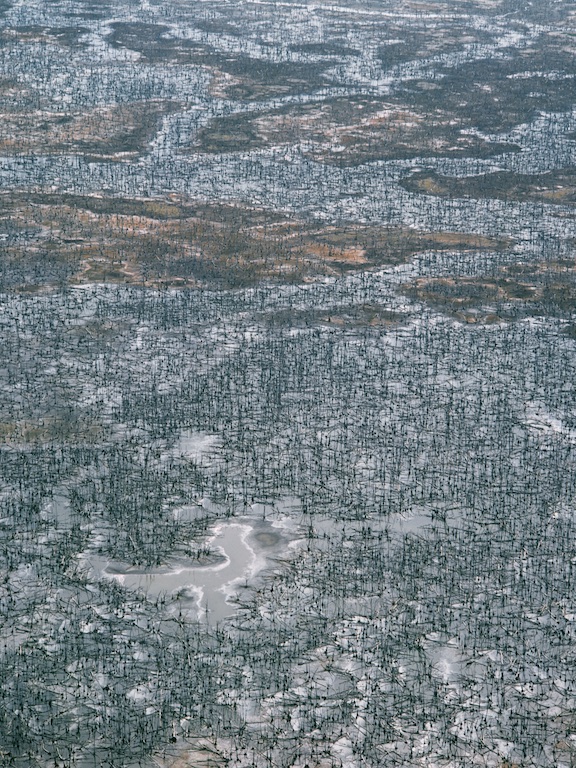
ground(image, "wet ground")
xmin=2 ymin=2 xmax=576 ymax=768
xmin=85 ymin=518 xmax=296 ymax=623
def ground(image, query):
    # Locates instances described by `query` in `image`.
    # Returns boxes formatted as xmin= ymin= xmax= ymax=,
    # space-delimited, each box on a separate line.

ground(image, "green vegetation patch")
xmin=191 ymin=97 xmax=520 ymax=163
xmin=400 ymin=168 xmax=576 ymax=205
xmin=395 ymin=46 xmax=576 ymax=133
xmin=0 ymin=100 xmax=180 ymax=157
xmin=106 ymin=22 xmax=329 ymax=98
xmin=0 ymin=192 xmax=511 ymax=291
xmin=401 ymin=259 xmax=576 ymax=322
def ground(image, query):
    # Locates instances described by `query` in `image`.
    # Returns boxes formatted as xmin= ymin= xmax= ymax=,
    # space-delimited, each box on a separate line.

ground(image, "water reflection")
xmin=114 ymin=523 xmax=253 ymax=622
xmin=86 ymin=519 xmax=291 ymax=623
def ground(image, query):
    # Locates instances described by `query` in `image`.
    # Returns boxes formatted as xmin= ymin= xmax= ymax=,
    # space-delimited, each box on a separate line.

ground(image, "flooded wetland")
xmin=2 ymin=0 xmax=576 ymax=766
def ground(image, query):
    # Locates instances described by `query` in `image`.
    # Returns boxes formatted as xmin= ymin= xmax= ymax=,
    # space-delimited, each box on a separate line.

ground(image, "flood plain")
xmin=1 ymin=1 xmax=576 ymax=767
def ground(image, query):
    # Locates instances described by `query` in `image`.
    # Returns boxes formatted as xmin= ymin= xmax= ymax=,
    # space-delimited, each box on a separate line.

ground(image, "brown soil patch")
xmin=0 ymin=417 xmax=103 ymax=445
xmin=0 ymin=101 xmax=179 ymax=157
xmin=401 ymin=260 xmax=576 ymax=321
xmin=0 ymin=192 xmax=511 ymax=291
xmin=191 ymin=98 xmax=519 ymax=163
xmin=401 ymin=169 xmax=576 ymax=206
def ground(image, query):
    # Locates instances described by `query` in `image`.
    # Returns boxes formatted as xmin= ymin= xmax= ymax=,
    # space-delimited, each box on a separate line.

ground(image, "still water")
xmin=112 ymin=523 xmax=254 ymax=622
xmin=85 ymin=520 xmax=288 ymax=623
